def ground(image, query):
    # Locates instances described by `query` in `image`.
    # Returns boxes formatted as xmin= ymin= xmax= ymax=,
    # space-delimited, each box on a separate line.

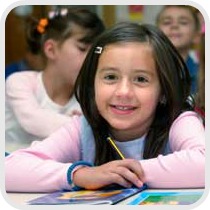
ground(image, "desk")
xmin=6 ymin=188 xmax=204 ymax=205
xmin=6 ymin=193 xmax=47 ymax=205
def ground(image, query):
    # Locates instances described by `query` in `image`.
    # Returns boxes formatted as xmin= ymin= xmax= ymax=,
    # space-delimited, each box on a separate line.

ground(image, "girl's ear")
xmin=43 ymin=39 xmax=57 ymax=59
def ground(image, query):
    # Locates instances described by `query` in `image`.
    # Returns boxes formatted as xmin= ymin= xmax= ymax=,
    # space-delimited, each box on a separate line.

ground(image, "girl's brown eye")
xmin=104 ymin=75 xmax=117 ymax=80
xmin=135 ymin=76 xmax=148 ymax=83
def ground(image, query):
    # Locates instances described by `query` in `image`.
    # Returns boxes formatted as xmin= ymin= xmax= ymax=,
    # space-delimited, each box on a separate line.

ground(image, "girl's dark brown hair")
xmin=75 ymin=22 xmax=193 ymax=165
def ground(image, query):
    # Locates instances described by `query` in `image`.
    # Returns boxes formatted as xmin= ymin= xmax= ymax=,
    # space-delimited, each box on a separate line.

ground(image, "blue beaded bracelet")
xmin=67 ymin=161 xmax=93 ymax=191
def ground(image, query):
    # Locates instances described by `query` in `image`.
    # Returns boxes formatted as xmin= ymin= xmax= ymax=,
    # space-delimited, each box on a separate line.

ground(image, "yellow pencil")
xmin=107 ymin=137 xmax=125 ymax=159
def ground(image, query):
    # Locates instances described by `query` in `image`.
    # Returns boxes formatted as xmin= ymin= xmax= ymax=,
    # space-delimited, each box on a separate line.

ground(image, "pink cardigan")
xmin=5 ymin=111 xmax=205 ymax=192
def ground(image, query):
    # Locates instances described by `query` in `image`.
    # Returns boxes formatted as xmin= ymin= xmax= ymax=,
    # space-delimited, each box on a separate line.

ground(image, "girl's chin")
xmin=109 ymin=122 xmax=132 ymax=131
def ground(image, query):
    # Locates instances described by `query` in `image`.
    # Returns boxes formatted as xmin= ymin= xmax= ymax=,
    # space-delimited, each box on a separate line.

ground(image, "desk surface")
xmin=6 ymin=188 xmax=204 ymax=205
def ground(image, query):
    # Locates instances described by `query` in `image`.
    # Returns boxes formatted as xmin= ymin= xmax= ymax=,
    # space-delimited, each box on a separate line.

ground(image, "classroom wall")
xmin=115 ymin=5 xmax=163 ymax=24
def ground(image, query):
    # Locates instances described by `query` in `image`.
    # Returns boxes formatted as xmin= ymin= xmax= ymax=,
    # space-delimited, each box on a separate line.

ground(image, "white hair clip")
xmin=95 ymin=46 xmax=103 ymax=54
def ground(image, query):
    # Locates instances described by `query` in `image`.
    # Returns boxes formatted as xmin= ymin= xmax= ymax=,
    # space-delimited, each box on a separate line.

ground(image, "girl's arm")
xmin=140 ymin=111 xmax=205 ymax=188
xmin=6 ymin=72 xmax=73 ymax=138
xmin=5 ymin=116 xmax=81 ymax=192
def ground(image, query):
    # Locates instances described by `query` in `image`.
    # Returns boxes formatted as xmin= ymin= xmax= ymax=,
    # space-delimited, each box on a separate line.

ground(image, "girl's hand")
xmin=72 ymin=159 xmax=145 ymax=190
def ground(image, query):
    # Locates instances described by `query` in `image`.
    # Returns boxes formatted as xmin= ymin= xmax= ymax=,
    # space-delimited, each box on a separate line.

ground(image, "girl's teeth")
xmin=116 ymin=106 xmax=131 ymax=110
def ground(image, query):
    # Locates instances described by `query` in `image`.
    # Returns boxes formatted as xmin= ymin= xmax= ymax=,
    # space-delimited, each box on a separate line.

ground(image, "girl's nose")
xmin=115 ymin=79 xmax=133 ymax=98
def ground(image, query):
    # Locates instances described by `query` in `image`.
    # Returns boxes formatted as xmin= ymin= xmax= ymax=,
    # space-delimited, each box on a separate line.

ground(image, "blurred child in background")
xmin=5 ymin=7 xmax=105 ymax=152
xmin=156 ymin=5 xmax=201 ymax=95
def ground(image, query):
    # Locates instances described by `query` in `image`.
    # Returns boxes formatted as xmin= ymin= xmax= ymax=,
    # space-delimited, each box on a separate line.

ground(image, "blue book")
xmin=28 ymin=184 xmax=147 ymax=205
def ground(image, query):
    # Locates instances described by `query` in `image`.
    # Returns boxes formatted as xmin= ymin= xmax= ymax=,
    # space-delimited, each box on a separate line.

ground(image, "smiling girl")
xmin=6 ymin=22 xmax=204 ymax=192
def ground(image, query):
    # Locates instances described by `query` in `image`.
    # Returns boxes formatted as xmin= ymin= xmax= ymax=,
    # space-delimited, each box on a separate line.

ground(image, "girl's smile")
xmin=110 ymin=104 xmax=137 ymax=115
